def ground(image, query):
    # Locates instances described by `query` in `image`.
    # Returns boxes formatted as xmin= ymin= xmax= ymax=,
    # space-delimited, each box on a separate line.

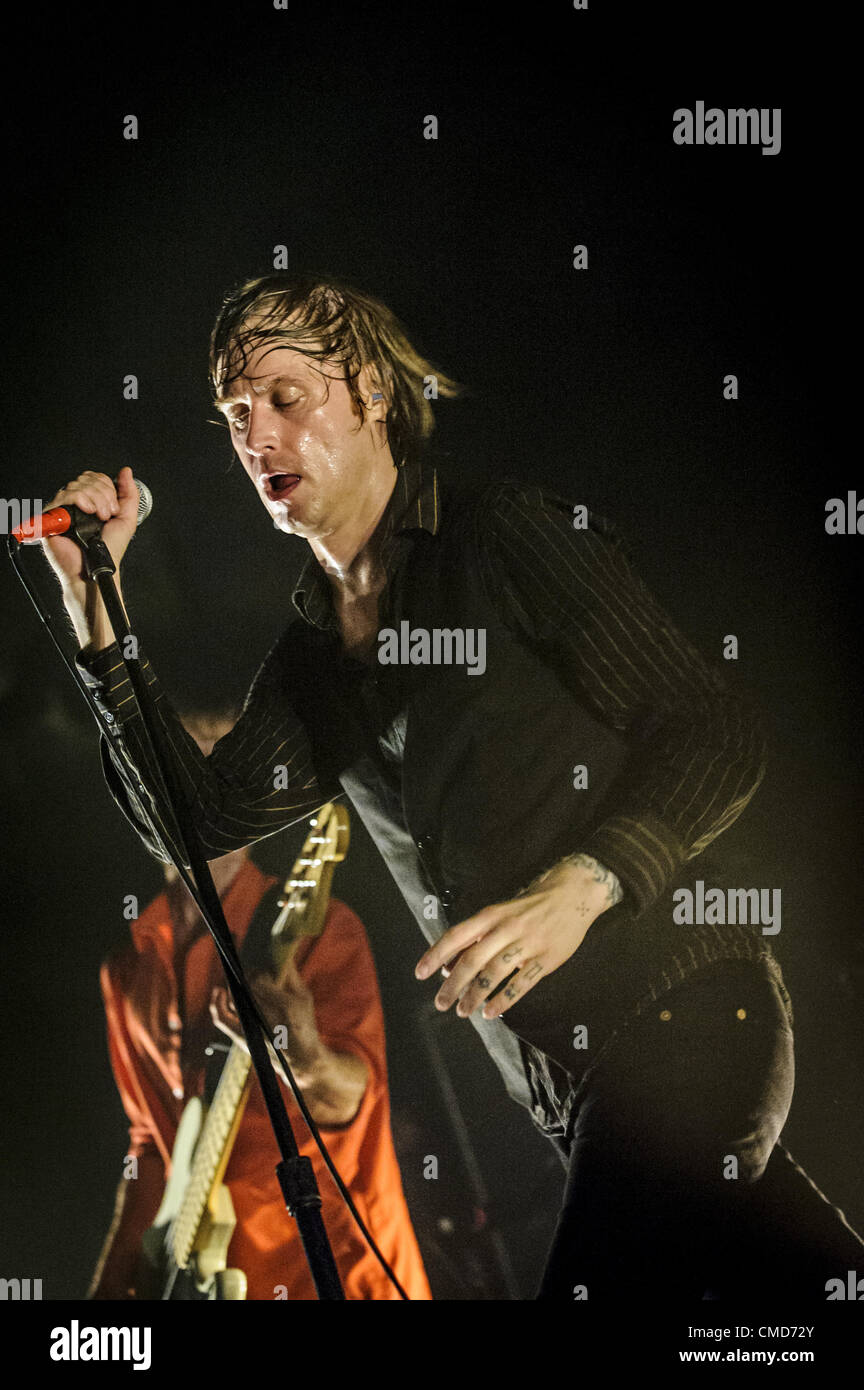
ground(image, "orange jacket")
xmin=95 ymin=856 xmax=431 ymax=1301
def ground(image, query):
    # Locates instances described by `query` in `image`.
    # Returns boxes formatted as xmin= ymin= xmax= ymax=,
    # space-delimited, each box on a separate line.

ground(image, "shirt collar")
xmin=291 ymin=454 xmax=440 ymax=631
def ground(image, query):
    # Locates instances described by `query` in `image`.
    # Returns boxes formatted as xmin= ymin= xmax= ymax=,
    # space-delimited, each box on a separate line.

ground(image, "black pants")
xmin=536 ymin=960 xmax=864 ymax=1300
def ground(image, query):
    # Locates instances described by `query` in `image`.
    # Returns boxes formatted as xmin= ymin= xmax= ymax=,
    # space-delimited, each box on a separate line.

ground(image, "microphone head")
xmin=133 ymin=478 xmax=153 ymax=525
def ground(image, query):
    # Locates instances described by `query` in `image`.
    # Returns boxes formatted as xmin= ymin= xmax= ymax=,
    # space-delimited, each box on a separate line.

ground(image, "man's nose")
xmin=242 ymin=407 xmax=280 ymax=458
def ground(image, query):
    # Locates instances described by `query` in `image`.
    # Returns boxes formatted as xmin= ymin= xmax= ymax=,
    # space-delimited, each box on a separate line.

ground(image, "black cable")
xmin=7 ymin=534 xmax=409 ymax=1300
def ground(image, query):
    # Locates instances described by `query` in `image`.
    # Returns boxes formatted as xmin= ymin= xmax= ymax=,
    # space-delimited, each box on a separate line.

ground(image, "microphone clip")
xmin=64 ymin=509 xmax=116 ymax=580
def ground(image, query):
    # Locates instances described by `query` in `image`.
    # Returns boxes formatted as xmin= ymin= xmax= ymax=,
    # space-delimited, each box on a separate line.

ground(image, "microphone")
xmin=11 ymin=478 xmax=153 ymax=544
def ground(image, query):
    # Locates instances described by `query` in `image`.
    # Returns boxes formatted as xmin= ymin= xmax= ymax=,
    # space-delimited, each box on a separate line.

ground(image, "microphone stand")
xmin=11 ymin=514 xmax=345 ymax=1301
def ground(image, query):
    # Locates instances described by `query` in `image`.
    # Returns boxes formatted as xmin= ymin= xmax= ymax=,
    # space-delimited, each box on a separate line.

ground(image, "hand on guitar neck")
xmin=210 ymin=953 xmax=368 ymax=1129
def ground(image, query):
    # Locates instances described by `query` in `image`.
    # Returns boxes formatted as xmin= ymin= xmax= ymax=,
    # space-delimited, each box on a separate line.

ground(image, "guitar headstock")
xmin=270 ymin=803 xmax=350 ymax=966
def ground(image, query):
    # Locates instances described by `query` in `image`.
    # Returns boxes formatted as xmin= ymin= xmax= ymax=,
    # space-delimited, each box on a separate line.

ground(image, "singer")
xmin=40 ymin=273 xmax=864 ymax=1299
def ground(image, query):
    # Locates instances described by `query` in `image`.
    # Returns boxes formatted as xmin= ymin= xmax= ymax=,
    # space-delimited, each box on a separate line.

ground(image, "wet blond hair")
xmin=209 ymin=272 xmax=464 ymax=467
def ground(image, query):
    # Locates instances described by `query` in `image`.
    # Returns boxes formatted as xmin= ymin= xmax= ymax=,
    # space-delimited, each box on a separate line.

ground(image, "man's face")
xmin=214 ymin=336 xmax=388 ymax=539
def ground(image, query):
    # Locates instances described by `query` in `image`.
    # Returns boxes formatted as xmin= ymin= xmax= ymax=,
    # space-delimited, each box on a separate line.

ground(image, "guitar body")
xmin=138 ymin=1099 xmax=248 ymax=1301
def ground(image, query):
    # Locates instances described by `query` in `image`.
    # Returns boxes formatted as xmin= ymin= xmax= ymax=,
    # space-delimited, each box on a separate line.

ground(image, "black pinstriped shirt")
xmin=79 ymin=453 xmax=766 ymax=920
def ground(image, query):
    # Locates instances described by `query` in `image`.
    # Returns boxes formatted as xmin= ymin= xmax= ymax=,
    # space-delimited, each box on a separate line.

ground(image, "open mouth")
xmin=265 ymin=473 xmax=301 ymax=500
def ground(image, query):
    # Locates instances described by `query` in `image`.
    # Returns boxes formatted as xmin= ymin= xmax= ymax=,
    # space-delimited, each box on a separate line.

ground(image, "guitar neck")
xmin=163 ymin=802 xmax=349 ymax=1283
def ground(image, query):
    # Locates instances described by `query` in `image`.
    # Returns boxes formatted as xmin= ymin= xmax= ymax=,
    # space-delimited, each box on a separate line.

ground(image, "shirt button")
xmin=439 ymin=889 xmax=454 ymax=909
xmin=416 ymin=835 xmax=433 ymax=854
xmin=168 ymin=1016 xmax=182 ymax=1032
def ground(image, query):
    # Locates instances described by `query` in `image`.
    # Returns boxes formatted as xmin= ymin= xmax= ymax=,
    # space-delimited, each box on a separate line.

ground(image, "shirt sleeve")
xmin=476 ymin=481 xmax=769 ymax=916
xmin=76 ymin=633 xmax=335 ymax=864
xmin=294 ymin=898 xmax=388 ymax=1145
xmin=92 ymin=963 xmax=175 ymax=1297
xmin=87 ymin=1156 xmax=166 ymax=1300
xmin=99 ymin=959 xmax=167 ymax=1163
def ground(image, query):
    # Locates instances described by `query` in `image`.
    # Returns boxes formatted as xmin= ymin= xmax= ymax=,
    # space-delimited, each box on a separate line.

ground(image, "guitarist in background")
xmin=87 ymin=710 xmax=432 ymax=1301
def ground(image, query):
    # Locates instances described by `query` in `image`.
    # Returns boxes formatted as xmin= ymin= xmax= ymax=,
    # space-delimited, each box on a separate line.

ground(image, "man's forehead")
xmin=214 ymin=342 xmax=326 ymax=405
xmin=215 ymin=370 xmax=305 ymax=405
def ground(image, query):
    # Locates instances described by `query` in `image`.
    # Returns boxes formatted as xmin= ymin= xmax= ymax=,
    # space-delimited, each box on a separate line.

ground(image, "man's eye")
xmin=227 ymin=398 xmax=298 ymax=430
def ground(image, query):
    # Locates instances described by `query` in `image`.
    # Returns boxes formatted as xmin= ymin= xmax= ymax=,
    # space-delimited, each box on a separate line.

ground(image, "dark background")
xmin=0 ymin=2 xmax=860 ymax=1302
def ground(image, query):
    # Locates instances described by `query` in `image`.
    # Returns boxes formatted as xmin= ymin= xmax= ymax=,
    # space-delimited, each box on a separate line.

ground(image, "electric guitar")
xmin=137 ymin=803 xmax=350 ymax=1300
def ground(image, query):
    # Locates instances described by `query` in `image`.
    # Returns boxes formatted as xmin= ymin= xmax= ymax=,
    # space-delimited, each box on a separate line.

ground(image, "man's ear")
xmin=357 ymin=364 xmax=387 ymax=416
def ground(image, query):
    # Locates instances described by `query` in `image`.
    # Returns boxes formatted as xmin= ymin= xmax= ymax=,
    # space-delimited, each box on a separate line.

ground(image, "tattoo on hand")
xmin=476 ymin=973 xmax=492 ymax=989
xmin=566 ymin=853 xmax=623 ymax=907
xmin=501 ymin=947 xmax=521 ymax=963
xmin=524 ymin=962 xmax=542 ymax=981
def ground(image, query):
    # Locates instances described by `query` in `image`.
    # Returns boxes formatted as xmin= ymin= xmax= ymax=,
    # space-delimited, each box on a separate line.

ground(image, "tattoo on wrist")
xmin=565 ymin=853 xmax=623 ymax=907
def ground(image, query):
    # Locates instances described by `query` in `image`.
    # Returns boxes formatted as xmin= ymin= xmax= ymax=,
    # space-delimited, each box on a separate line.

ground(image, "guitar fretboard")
xmin=162 ymin=803 xmax=349 ymax=1284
